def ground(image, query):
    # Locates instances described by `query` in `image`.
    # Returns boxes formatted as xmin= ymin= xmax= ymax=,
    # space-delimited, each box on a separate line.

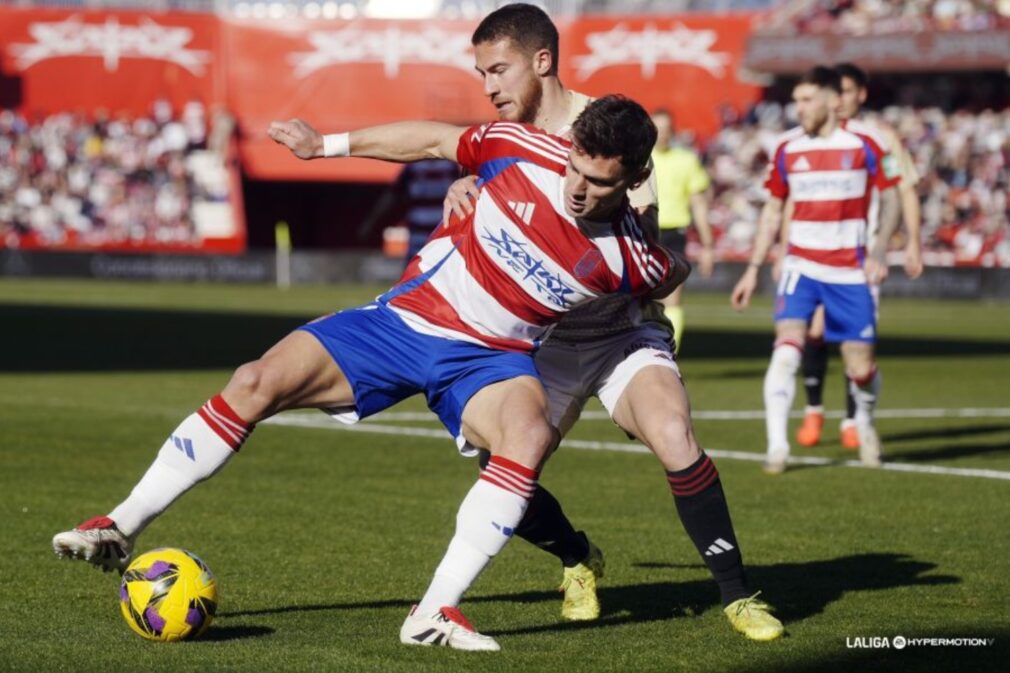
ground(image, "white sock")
xmin=849 ymin=367 xmax=882 ymax=432
xmin=416 ymin=456 xmax=537 ymax=615
xmin=764 ymin=341 xmax=802 ymax=460
xmin=109 ymin=395 xmax=252 ymax=537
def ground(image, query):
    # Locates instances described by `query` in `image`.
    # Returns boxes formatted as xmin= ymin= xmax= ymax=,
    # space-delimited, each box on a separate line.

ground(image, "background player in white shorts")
xmin=790 ymin=62 xmax=923 ymax=451
xmin=442 ymin=4 xmax=783 ymax=642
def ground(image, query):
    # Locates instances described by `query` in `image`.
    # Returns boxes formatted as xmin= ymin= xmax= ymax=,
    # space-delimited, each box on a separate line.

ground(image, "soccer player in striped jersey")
xmin=731 ymin=66 xmax=902 ymax=473
xmin=440 ymin=4 xmax=784 ymax=641
xmin=792 ymin=62 xmax=923 ymax=451
xmin=53 ymin=95 xmax=688 ymax=652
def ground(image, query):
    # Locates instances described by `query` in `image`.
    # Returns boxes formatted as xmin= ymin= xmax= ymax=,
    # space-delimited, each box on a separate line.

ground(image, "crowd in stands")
xmin=699 ymin=104 xmax=1010 ymax=267
xmin=760 ymin=0 xmax=1010 ymax=34
xmin=2 ymin=99 xmax=1007 ymax=267
xmin=0 ymin=101 xmax=233 ymax=250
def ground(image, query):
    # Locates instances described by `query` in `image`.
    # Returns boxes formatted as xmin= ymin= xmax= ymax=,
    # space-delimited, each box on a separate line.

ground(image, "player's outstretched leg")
xmin=612 ymin=365 xmax=784 ymax=641
xmin=402 ymin=377 xmax=552 ymax=651
xmin=477 ymin=451 xmax=605 ymax=621
xmin=53 ymin=330 xmax=351 ymax=571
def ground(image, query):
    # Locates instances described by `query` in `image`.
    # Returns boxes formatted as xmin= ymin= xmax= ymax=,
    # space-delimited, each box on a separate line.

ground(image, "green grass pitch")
xmin=1 ymin=278 xmax=1008 ymax=672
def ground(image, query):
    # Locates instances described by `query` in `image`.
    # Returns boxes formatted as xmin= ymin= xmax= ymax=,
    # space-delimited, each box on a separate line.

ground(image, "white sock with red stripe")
xmin=764 ymin=340 xmax=802 ymax=460
xmin=416 ymin=456 xmax=538 ymax=615
xmin=108 ymin=395 xmax=252 ymax=537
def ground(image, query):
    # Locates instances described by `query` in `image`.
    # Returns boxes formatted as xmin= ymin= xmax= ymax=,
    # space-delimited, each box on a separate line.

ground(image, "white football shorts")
xmin=535 ymin=324 xmax=680 ymax=434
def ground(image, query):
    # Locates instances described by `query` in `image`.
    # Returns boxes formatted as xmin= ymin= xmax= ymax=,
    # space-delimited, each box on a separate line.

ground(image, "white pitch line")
xmin=363 ymin=408 xmax=1010 ymax=422
xmin=263 ymin=413 xmax=1010 ymax=482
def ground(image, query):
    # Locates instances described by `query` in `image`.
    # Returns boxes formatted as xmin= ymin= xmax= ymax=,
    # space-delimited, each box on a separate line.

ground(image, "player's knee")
xmin=648 ymin=412 xmax=696 ymax=460
xmin=499 ymin=418 xmax=554 ymax=466
xmin=225 ymin=361 xmax=283 ymax=414
xmin=847 ymin=360 xmax=875 ymax=382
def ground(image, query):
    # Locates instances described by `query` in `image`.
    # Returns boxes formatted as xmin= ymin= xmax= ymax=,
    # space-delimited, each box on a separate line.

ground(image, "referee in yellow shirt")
xmin=651 ymin=110 xmax=715 ymax=352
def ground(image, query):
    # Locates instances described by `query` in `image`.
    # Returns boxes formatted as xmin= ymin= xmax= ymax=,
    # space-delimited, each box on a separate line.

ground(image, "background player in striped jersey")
xmin=54 ymin=96 xmax=688 ymax=652
xmin=441 ymin=4 xmax=783 ymax=641
xmin=731 ymin=66 xmax=901 ymax=473
xmin=791 ymin=62 xmax=924 ymax=451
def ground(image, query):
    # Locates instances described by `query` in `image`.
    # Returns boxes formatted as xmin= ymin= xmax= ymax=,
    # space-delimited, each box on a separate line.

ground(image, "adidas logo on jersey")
xmin=507 ymin=200 xmax=536 ymax=225
xmin=704 ymin=538 xmax=735 ymax=557
xmin=791 ymin=156 xmax=812 ymax=172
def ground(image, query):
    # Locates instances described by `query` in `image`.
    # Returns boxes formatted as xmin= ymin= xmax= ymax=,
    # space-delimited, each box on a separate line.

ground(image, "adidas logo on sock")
xmin=704 ymin=538 xmax=735 ymax=557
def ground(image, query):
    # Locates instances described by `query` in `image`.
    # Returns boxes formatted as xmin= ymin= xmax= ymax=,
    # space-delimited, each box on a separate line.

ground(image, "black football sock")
xmin=478 ymin=453 xmax=589 ymax=568
xmin=667 ymin=453 xmax=750 ymax=606
xmin=845 ymin=377 xmax=857 ymax=421
xmin=801 ymin=337 xmax=829 ymax=408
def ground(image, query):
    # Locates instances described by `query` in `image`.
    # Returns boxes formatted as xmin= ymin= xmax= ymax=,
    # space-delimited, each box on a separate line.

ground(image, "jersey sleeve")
xmin=863 ymin=135 xmax=900 ymax=191
xmin=455 ymin=123 xmax=492 ymax=174
xmin=615 ymin=212 xmax=673 ymax=296
xmin=628 ymin=157 xmax=659 ymax=210
xmin=763 ymin=142 xmax=789 ymax=199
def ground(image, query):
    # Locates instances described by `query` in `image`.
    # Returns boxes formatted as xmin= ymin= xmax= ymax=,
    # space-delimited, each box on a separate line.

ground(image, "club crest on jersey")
xmin=840 ymin=152 xmax=855 ymax=170
xmin=574 ymin=249 xmax=603 ymax=279
xmin=481 ymin=228 xmax=575 ymax=308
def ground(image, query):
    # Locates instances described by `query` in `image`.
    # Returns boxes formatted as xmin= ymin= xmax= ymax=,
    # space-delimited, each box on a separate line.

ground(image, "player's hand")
xmin=698 ymin=247 xmax=715 ymax=278
xmin=442 ymin=175 xmax=480 ymax=223
xmin=864 ymin=256 xmax=889 ymax=285
xmin=730 ymin=266 xmax=758 ymax=311
xmin=904 ymin=242 xmax=923 ymax=279
xmin=267 ymin=119 xmax=324 ymax=160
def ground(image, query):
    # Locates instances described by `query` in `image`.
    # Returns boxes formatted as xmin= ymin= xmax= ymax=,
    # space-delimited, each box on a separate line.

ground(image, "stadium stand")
xmin=0 ymin=102 xmax=237 ymax=250
xmin=758 ymin=0 xmax=1010 ymax=34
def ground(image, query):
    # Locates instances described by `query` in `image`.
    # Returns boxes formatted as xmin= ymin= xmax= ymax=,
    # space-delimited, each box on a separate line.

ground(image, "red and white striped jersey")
xmin=378 ymin=121 xmax=673 ymax=353
xmin=766 ymin=125 xmax=898 ymax=283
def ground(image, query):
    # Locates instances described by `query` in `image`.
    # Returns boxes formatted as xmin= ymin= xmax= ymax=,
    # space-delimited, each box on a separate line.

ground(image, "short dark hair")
xmin=834 ymin=62 xmax=868 ymax=90
xmin=572 ymin=95 xmax=656 ymax=175
xmin=796 ymin=66 xmax=842 ymax=94
xmin=471 ymin=3 xmax=560 ymax=75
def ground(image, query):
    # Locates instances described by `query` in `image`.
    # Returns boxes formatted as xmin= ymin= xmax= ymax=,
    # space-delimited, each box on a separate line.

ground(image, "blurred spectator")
xmin=759 ymin=0 xmax=1010 ymax=35
xmin=0 ymin=100 xmax=232 ymax=250
xmin=698 ymin=104 xmax=1010 ymax=267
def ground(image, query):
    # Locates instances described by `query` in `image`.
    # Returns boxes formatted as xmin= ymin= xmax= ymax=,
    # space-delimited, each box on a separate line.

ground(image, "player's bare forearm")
xmin=690 ymin=192 xmax=713 ymax=248
xmin=748 ymin=197 xmax=784 ymax=268
xmin=350 ymin=122 xmax=465 ymax=163
xmin=900 ymin=184 xmax=922 ymax=245
xmin=870 ymin=187 xmax=900 ymax=263
xmin=268 ymin=118 xmax=464 ymax=163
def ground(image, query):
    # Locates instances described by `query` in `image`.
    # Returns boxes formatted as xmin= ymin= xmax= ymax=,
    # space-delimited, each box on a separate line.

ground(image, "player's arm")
xmin=268 ymin=119 xmax=465 ymax=164
xmin=773 ymin=198 xmax=794 ymax=283
xmin=689 ymin=190 xmax=714 ymax=277
xmin=882 ymin=126 xmax=923 ymax=278
xmin=866 ymin=186 xmax=900 ymax=286
xmin=899 ymin=182 xmax=923 ymax=278
xmin=730 ymin=196 xmax=784 ymax=311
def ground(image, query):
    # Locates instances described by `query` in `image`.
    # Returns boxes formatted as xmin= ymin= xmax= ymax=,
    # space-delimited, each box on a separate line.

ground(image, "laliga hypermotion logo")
xmin=8 ymin=16 xmax=211 ymax=75
xmin=289 ymin=25 xmax=475 ymax=79
xmin=573 ymin=22 xmax=731 ymax=80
